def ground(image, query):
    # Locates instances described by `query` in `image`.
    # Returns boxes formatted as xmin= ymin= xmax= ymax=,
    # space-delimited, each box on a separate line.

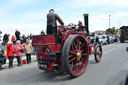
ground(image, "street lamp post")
xmin=119 ymin=21 xmax=121 ymax=28
xmin=109 ymin=15 xmax=111 ymax=29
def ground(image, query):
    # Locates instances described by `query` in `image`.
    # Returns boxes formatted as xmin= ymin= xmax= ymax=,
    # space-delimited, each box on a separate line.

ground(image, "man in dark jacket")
xmin=15 ymin=30 xmax=20 ymax=41
xmin=47 ymin=9 xmax=64 ymax=35
xmin=3 ymin=33 xmax=9 ymax=45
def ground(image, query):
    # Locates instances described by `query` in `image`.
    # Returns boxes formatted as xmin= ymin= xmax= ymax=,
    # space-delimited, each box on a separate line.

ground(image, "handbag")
xmin=20 ymin=49 xmax=24 ymax=53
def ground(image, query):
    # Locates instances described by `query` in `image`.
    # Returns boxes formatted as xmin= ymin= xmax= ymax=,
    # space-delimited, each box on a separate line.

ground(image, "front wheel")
xmin=0 ymin=63 xmax=2 ymax=69
xmin=62 ymin=35 xmax=89 ymax=78
xmin=94 ymin=43 xmax=102 ymax=63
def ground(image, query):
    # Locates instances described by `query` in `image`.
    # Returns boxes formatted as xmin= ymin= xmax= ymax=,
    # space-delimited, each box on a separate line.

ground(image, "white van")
xmin=98 ymin=35 xmax=108 ymax=45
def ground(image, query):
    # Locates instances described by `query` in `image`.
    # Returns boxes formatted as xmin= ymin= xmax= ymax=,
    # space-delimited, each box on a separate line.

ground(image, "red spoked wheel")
xmin=62 ymin=35 xmax=89 ymax=77
xmin=94 ymin=43 xmax=102 ymax=63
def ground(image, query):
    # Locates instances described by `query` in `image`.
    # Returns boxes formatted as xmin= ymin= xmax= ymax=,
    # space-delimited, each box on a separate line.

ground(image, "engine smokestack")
xmin=83 ymin=14 xmax=89 ymax=35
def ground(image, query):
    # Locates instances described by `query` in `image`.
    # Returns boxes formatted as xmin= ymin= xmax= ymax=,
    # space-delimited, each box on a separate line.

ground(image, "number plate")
xmin=40 ymin=64 xmax=48 ymax=68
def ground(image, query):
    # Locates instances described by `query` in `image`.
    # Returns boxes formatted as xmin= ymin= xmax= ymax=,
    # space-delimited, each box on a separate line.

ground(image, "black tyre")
xmin=62 ymin=35 xmax=89 ymax=78
xmin=94 ymin=42 xmax=102 ymax=63
xmin=120 ymin=74 xmax=128 ymax=85
xmin=0 ymin=63 xmax=2 ymax=69
xmin=120 ymin=34 xmax=125 ymax=43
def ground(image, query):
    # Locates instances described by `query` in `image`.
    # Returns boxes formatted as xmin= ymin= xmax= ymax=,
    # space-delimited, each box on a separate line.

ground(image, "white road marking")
xmin=118 ymin=44 xmax=123 ymax=48
xmin=103 ymin=48 xmax=115 ymax=54
xmin=103 ymin=44 xmax=123 ymax=55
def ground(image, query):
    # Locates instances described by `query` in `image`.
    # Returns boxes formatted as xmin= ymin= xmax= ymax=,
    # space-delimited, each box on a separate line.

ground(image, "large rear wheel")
xmin=62 ymin=35 xmax=89 ymax=77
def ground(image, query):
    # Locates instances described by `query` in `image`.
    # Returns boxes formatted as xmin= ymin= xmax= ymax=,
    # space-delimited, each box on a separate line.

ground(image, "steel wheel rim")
xmin=68 ymin=37 xmax=88 ymax=76
xmin=96 ymin=46 xmax=102 ymax=61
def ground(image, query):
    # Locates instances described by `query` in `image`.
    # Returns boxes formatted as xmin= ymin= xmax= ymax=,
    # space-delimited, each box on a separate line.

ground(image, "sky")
xmin=0 ymin=0 xmax=128 ymax=36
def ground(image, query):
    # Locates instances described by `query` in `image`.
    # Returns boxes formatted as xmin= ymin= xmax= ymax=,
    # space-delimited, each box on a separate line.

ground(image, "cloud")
xmin=23 ymin=12 xmax=44 ymax=21
xmin=114 ymin=11 xmax=128 ymax=17
xmin=0 ymin=0 xmax=128 ymax=34
xmin=0 ymin=0 xmax=36 ymax=16
xmin=71 ymin=0 xmax=128 ymax=9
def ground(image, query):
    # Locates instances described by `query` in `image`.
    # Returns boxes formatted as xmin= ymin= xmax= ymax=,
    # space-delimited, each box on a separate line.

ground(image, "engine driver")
xmin=47 ymin=9 xmax=64 ymax=35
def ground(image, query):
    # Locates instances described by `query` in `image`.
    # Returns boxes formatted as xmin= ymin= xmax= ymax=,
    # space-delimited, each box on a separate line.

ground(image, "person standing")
xmin=29 ymin=33 xmax=33 ymax=40
xmin=11 ymin=35 xmax=16 ymax=44
xmin=3 ymin=33 xmax=9 ymax=45
xmin=22 ymin=34 xmax=26 ymax=43
xmin=47 ymin=9 xmax=64 ymax=35
xmin=7 ymin=41 xmax=14 ymax=68
xmin=15 ymin=30 xmax=20 ymax=41
xmin=24 ymin=38 xmax=33 ymax=64
xmin=14 ymin=40 xmax=24 ymax=66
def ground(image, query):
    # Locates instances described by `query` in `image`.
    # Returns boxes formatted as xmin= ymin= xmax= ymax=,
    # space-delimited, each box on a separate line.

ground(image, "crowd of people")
xmin=0 ymin=30 xmax=34 ymax=69
xmin=2 ymin=30 xmax=33 ymax=45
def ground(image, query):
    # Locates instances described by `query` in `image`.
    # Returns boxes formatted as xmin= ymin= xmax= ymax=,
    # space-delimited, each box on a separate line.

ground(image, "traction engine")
xmin=32 ymin=14 xmax=102 ymax=77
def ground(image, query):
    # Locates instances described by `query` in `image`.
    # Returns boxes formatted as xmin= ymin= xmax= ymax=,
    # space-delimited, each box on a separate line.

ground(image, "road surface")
xmin=0 ymin=42 xmax=128 ymax=85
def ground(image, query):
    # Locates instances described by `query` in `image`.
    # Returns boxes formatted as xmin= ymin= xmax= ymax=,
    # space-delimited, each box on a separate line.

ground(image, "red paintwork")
xmin=48 ymin=44 xmax=61 ymax=53
xmin=61 ymin=30 xmax=87 ymax=43
xmin=33 ymin=35 xmax=56 ymax=45
xmin=32 ymin=26 xmax=96 ymax=72
xmin=88 ymin=44 xmax=95 ymax=55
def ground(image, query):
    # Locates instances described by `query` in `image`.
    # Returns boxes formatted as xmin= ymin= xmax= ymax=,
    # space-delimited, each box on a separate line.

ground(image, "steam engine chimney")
xmin=83 ymin=14 xmax=89 ymax=35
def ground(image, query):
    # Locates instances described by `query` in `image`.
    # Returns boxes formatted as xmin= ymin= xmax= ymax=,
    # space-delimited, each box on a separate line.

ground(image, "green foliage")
xmin=106 ymin=27 xmax=118 ymax=35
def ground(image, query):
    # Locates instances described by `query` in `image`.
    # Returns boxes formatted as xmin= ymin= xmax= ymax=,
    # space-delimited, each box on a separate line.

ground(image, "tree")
xmin=106 ymin=27 xmax=118 ymax=35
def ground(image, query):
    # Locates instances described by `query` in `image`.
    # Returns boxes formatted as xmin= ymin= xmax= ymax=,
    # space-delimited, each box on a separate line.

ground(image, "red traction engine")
xmin=32 ymin=14 xmax=102 ymax=77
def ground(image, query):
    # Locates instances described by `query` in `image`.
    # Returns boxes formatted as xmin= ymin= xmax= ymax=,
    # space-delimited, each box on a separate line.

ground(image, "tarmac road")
xmin=0 ymin=42 xmax=128 ymax=85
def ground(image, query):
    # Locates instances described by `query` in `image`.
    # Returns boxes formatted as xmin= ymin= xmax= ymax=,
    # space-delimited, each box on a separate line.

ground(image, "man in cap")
xmin=46 ymin=9 xmax=64 ymax=35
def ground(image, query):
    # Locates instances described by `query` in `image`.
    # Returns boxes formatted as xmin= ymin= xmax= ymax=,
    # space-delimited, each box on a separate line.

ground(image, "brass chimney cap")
xmin=83 ymin=14 xmax=88 ymax=16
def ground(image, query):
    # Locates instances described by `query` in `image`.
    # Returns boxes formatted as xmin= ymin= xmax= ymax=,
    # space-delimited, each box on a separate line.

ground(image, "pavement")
xmin=2 ymin=45 xmax=37 ymax=66
xmin=0 ymin=42 xmax=128 ymax=85
xmin=3 ymin=55 xmax=37 ymax=66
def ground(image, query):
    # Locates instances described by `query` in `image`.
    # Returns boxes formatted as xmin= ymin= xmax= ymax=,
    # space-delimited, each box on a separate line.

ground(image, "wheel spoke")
xmin=71 ymin=43 xmax=75 ymax=51
xmin=75 ymin=63 xmax=79 ymax=72
xmin=97 ymin=51 xmax=101 ymax=55
xmin=77 ymin=38 xmax=81 ymax=51
xmin=81 ymin=57 xmax=85 ymax=63
xmin=68 ymin=55 xmax=74 ymax=58
xmin=81 ymin=48 xmax=84 ymax=53
xmin=69 ymin=57 xmax=77 ymax=63
xmin=80 ymin=43 xmax=85 ymax=50
xmin=80 ymin=62 xmax=85 ymax=69
xmin=69 ymin=51 xmax=76 ymax=55
xmin=81 ymin=53 xmax=87 ymax=56
xmin=70 ymin=62 xmax=74 ymax=71
xmin=97 ymin=53 xmax=101 ymax=57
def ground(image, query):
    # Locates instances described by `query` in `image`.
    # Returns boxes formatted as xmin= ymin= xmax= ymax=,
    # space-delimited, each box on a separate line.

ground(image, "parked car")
xmin=0 ymin=44 xmax=6 ymax=68
xmin=109 ymin=36 xmax=114 ymax=43
xmin=0 ymin=56 xmax=6 ymax=68
xmin=98 ymin=35 xmax=108 ymax=45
